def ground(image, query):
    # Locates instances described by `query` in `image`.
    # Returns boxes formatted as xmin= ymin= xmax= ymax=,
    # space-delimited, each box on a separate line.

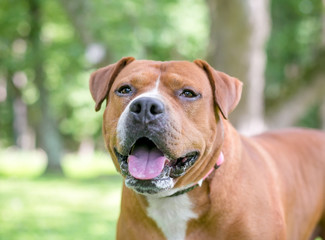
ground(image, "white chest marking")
xmin=146 ymin=194 xmax=197 ymax=240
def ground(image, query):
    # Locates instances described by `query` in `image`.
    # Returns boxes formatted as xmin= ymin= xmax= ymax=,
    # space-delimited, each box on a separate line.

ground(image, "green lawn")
xmin=0 ymin=176 xmax=122 ymax=240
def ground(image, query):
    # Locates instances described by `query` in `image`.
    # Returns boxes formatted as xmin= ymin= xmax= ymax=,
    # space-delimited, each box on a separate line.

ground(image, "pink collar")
xmin=198 ymin=151 xmax=224 ymax=186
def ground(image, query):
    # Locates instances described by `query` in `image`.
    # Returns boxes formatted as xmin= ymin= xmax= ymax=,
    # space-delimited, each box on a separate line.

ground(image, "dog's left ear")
xmin=194 ymin=59 xmax=243 ymax=119
xmin=89 ymin=56 xmax=135 ymax=111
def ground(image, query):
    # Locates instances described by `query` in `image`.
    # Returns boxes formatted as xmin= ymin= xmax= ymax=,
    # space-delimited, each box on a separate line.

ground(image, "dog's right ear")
xmin=89 ymin=56 xmax=135 ymax=111
xmin=194 ymin=59 xmax=243 ymax=119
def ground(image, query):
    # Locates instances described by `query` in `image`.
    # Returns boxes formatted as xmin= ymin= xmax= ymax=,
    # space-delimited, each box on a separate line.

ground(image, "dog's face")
xmin=90 ymin=57 xmax=242 ymax=196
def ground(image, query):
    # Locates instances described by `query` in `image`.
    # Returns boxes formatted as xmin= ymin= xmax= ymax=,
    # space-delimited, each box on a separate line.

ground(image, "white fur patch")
xmin=154 ymin=74 xmax=161 ymax=92
xmin=147 ymin=194 xmax=197 ymax=240
xmin=116 ymin=75 xmax=163 ymax=146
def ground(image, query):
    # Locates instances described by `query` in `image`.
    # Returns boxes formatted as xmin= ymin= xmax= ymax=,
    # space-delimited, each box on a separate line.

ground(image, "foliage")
xmin=0 ymin=0 xmax=209 ymax=150
xmin=1 ymin=0 xmax=323 ymax=150
xmin=0 ymin=176 xmax=122 ymax=240
xmin=297 ymin=103 xmax=322 ymax=128
xmin=88 ymin=0 xmax=209 ymax=61
xmin=265 ymin=0 xmax=323 ymax=104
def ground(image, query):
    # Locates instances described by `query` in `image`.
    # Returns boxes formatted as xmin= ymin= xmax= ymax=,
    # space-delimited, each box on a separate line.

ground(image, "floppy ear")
xmin=89 ymin=56 xmax=135 ymax=111
xmin=194 ymin=59 xmax=243 ymax=119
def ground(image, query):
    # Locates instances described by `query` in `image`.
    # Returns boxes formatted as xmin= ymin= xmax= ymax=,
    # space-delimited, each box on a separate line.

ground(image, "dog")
xmin=89 ymin=57 xmax=325 ymax=240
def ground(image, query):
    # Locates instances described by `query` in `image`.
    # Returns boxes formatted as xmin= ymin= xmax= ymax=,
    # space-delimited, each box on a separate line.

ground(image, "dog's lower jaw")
xmin=125 ymin=175 xmax=175 ymax=195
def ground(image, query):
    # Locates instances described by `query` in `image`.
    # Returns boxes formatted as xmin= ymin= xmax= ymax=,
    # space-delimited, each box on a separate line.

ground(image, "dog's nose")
xmin=129 ymin=97 xmax=165 ymax=123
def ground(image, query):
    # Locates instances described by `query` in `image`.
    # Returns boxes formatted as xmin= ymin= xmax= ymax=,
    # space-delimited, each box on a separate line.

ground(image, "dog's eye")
xmin=116 ymin=85 xmax=133 ymax=95
xmin=180 ymin=89 xmax=198 ymax=98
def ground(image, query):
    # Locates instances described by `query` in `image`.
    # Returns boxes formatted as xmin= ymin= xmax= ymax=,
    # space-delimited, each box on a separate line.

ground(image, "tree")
xmin=28 ymin=0 xmax=63 ymax=172
xmin=206 ymin=0 xmax=271 ymax=135
xmin=0 ymin=1 xmax=33 ymax=149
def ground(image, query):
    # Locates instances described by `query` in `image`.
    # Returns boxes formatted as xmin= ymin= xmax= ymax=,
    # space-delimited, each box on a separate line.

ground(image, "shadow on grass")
xmin=0 ymin=175 xmax=123 ymax=240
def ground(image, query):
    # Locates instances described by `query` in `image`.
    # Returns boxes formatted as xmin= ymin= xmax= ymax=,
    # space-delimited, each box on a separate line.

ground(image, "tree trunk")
xmin=13 ymin=97 xmax=35 ymax=149
xmin=4 ymin=70 xmax=16 ymax=145
xmin=28 ymin=0 xmax=63 ymax=173
xmin=206 ymin=0 xmax=271 ymax=135
xmin=5 ymin=70 xmax=34 ymax=149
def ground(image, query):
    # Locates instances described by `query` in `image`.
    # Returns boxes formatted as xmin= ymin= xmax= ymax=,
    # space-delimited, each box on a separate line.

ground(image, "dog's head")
xmin=89 ymin=57 xmax=242 ymax=196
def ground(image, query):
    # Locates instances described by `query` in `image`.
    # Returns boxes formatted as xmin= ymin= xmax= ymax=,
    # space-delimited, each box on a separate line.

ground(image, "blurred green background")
xmin=0 ymin=0 xmax=324 ymax=239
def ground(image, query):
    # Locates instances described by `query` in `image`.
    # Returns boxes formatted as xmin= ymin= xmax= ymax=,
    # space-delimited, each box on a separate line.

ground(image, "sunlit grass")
xmin=0 ymin=176 xmax=122 ymax=240
xmin=62 ymin=152 xmax=118 ymax=179
xmin=0 ymin=148 xmax=47 ymax=178
xmin=0 ymin=148 xmax=118 ymax=179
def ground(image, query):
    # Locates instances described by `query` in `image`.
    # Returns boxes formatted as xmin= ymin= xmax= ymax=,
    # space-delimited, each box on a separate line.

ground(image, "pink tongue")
xmin=128 ymin=145 xmax=167 ymax=180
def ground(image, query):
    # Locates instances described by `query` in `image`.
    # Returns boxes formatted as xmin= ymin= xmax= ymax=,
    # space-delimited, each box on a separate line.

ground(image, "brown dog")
xmin=89 ymin=57 xmax=325 ymax=240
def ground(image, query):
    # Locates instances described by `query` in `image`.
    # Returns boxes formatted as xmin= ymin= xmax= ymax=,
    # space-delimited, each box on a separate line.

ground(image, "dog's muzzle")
xmin=115 ymin=97 xmax=200 ymax=195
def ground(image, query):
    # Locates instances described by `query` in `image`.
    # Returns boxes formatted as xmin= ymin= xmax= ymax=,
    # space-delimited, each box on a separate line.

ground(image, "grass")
xmin=0 ymin=175 xmax=122 ymax=240
xmin=0 ymin=149 xmax=118 ymax=179
xmin=0 ymin=148 xmax=47 ymax=178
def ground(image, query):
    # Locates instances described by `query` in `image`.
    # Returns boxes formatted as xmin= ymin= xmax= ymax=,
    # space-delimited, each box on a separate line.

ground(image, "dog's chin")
xmin=124 ymin=163 xmax=174 ymax=195
xmin=125 ymin=177 xmax=174 ymax=195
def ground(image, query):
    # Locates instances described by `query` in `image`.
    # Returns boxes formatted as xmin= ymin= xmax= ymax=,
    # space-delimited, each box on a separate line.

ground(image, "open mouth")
xmin=128 ymin=137 xmax=169 ymax=180
xmin=114 ymin=137 xmax=199 ymax=180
